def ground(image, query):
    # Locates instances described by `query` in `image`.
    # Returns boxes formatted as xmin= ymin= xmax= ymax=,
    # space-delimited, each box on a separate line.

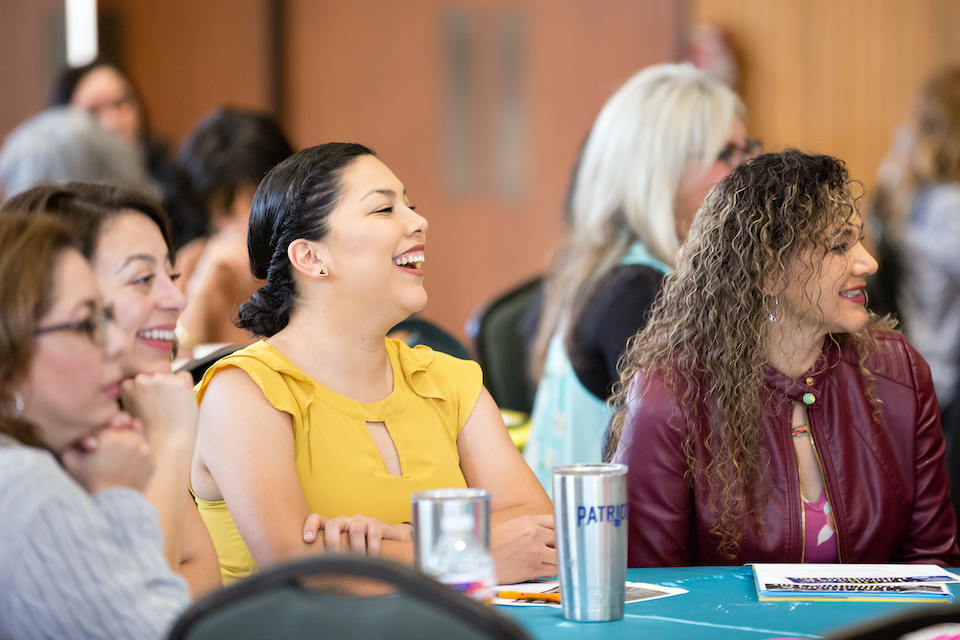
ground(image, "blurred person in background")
xmin=175 ymin=107 xmax=295 ymax=353
xmin=524 ymin=63 xmax=755 ymax=491
xmin=872 ymin=67 xmax=960 ymax=524
xmin=53 ymin=60 xmax=206 ymax=247
xmin=0 ymin=213 xmax=191 ymax=639
xmin=0 ymin=107 xmax=157 ymax=201
xmin=873 ymin=68 xmax=960 ymax=418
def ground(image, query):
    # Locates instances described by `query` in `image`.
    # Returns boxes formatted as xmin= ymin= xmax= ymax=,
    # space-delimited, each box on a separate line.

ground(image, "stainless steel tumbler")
xmin=553 ymin=463 xmax=628 ymax=622
xmin=410 ymin=488 xmax=492 ymax=571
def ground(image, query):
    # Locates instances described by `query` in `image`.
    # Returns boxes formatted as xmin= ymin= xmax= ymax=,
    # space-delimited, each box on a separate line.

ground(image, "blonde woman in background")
xmin=524 ymin=63 xmax=756 ymax=490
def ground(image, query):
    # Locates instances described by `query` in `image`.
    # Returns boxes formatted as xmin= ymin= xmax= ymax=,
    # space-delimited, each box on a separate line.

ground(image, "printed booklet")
xmin=751 ymin=564 xmax=960 ymax=603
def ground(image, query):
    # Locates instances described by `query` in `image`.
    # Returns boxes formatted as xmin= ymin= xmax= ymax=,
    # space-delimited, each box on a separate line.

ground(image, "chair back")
xmin=168 ymin=555 xmax=531 ymax=640
xmin=175 ymin=344 xmax=245 ymax=385
xmin=469 ymin=277 xmax=542 ymax=413
xmin=827 ymin=602 xmax=960 ymax=640
xmin=390 ymin=317 xmax=473 ymax=361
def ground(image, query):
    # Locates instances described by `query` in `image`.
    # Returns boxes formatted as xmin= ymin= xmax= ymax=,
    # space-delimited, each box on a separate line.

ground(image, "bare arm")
xmin=458 ymin=387 xmax=557 ymax=581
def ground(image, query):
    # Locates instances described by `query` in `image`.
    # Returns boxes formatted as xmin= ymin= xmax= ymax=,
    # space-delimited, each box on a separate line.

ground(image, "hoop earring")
xmin=768 ymin=296 xmax=779 ymax=323
xmin=6 ymin=391 xmax=23 ymax=421
xmin=317 ymin=267 xmax=329 ymax=278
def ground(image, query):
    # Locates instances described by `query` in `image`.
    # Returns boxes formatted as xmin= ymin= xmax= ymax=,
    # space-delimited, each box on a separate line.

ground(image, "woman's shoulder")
xmin=389 ymin=338 xmax=479 ymax=373
xmin=0 ymin=441 xmax=87 ymax=523
xmin=623 ymin=366 xmax=690 ymax=425
xmin=202 ymin=340 xmax=298 ymax=377
xmin=574 ymin=264 xmax=666 ymax=343
xmin=590 ymin=263 xmax=665 ymax=308
xmin=840 ymin=330 xmax=927 ymax=387
xmin=388 ymin=338 xmax=483 ymax=403
xmin=0 ymin=437 xmax=60 ymax=480
xmin=196 ymin=340 xmax=311 ymax=405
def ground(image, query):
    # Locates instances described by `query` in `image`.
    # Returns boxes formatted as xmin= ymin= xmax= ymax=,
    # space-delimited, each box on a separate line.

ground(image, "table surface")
xmin=499 ymin=566 xmax=959 ymax=640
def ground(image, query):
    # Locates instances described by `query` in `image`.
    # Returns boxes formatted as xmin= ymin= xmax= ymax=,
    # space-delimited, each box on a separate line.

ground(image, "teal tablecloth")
xmin=499 ymin=566 xmax=959 ymax=639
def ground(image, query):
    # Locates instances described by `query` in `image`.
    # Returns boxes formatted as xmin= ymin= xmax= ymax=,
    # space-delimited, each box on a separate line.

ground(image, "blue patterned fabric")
xmin=523 ymin=241 xmax=669 ymax=494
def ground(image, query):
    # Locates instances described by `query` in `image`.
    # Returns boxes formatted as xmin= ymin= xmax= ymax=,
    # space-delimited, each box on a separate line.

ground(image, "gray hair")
xmin=0 ymin=107 xmax=160 ymax=200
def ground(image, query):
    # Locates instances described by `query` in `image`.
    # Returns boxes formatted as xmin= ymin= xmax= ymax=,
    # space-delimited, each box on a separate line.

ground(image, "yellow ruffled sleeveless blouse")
xmin=194 ymin=338 xmax=482 ymax=584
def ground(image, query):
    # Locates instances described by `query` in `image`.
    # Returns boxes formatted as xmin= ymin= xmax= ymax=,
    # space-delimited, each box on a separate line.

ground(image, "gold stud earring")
xmin=318 ymin=267 xmax=329 ymax=278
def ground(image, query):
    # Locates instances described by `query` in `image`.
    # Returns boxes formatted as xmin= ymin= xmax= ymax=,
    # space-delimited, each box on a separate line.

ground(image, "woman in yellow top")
xmin=191 ymin=142 xmax=556 ymax=585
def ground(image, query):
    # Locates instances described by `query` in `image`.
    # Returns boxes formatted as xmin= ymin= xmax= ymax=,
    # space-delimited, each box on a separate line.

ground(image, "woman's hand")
xmin=121 ymin=371 xmax=197 ymax=572
xmin=302 ymin=513 xmax=413 ymax=557
xmin=61 ymin=413 xmax=154 ymax=494
xmin=491 ymin=514 xmax=557 ymax=583
xmin=120 ymin=371 xmax=198 ymax=448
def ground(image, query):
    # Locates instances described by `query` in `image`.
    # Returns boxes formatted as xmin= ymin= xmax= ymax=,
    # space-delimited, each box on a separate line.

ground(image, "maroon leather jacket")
xmin=613 ymin=331 xmax=960 ymax=567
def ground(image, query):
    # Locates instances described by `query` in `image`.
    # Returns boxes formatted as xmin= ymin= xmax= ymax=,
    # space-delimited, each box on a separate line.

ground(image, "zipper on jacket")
xmin=809 ymin=434 xmax=842 ymax=563
xmin=792 ymin=440 xmax=806 ymax=564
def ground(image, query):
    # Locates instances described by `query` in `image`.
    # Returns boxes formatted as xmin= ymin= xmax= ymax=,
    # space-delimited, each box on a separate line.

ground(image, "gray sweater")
xmin=0 ymin=434 xmax=190 ymax=640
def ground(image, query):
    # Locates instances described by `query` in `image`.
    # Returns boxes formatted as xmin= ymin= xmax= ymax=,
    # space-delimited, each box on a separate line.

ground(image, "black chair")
xmin=468 ymin=277 xmax=543 ymax=413
xmin=168 ymin=555 xmax=531 ymax=640
xmin=826 ymin=601 xmax=960 ymax=640
xmin=175 ymin=344 xmax=244 ymax=385
xmin=390 ymin=316 xmax=473 ymax=361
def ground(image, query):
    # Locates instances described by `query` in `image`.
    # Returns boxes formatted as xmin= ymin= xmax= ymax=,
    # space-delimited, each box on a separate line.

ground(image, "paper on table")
xmin=493 ymin=581 xmax=688 ymax=607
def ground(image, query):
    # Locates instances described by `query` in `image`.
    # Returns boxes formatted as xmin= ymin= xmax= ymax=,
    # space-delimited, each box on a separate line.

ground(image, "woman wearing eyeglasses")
xmin=525 ymin=63 xmax=759 ymax=490
xmin=0 ymin=214 xmax=191 ymax=639
xmin=2 ymin=184 xmax=223 ymax=597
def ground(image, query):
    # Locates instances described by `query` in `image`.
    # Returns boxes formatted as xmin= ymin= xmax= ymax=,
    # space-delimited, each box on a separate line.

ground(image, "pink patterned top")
xmin=803 ymin=491 xmax=838 ymax=563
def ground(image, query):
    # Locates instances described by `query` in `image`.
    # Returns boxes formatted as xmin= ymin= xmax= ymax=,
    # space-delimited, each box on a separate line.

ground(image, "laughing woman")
xmin=0 ymin=214 xmax=190 ymax=638
xmin=191 ymin=143 xmax=556 ymax=585
xmin=609 ymin=150 xmax=960 ymax=566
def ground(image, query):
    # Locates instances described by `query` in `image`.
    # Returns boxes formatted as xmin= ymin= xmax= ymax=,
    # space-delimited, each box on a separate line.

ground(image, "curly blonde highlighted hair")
xmin=607 ymin=150 xmax=894 ymax=557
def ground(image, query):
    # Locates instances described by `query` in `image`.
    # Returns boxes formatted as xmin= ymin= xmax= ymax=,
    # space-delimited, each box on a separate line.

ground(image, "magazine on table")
xmin=750 ymin=564 xmax=960 ymax=603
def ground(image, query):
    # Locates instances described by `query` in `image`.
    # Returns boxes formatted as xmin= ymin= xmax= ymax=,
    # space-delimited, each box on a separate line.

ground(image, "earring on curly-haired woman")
xmin=767 ymin=296 xmax=779 ymax=323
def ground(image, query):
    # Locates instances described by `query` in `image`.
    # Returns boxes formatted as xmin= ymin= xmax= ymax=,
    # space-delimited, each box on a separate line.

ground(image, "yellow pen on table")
xmin=498 ymin=590 xmax=561 ymax=603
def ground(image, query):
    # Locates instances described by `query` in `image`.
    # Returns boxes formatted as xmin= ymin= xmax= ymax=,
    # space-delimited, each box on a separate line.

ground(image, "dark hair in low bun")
xmin=237 ymin=142 xmax=375 ymax=337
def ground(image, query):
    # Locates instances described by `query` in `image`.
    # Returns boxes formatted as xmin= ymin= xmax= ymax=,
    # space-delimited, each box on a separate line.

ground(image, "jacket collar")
xmin=762 ymin=336 xmax=844 ymax=403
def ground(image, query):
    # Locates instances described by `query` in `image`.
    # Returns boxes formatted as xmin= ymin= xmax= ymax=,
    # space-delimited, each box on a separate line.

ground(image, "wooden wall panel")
xmin=284 ymin=0 xmax=682 ymax=339
xmin=98 ymin=0 xmax=274 ymax=148
xmin=0 ymin=0 xmax=63 ymax=151
xmin=691 ymin=0 xmax=960 ymax=193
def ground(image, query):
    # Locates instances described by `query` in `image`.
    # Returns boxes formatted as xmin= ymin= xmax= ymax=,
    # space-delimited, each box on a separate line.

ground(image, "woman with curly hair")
xmin=609 ymin=149 xmax=960 ymax=566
